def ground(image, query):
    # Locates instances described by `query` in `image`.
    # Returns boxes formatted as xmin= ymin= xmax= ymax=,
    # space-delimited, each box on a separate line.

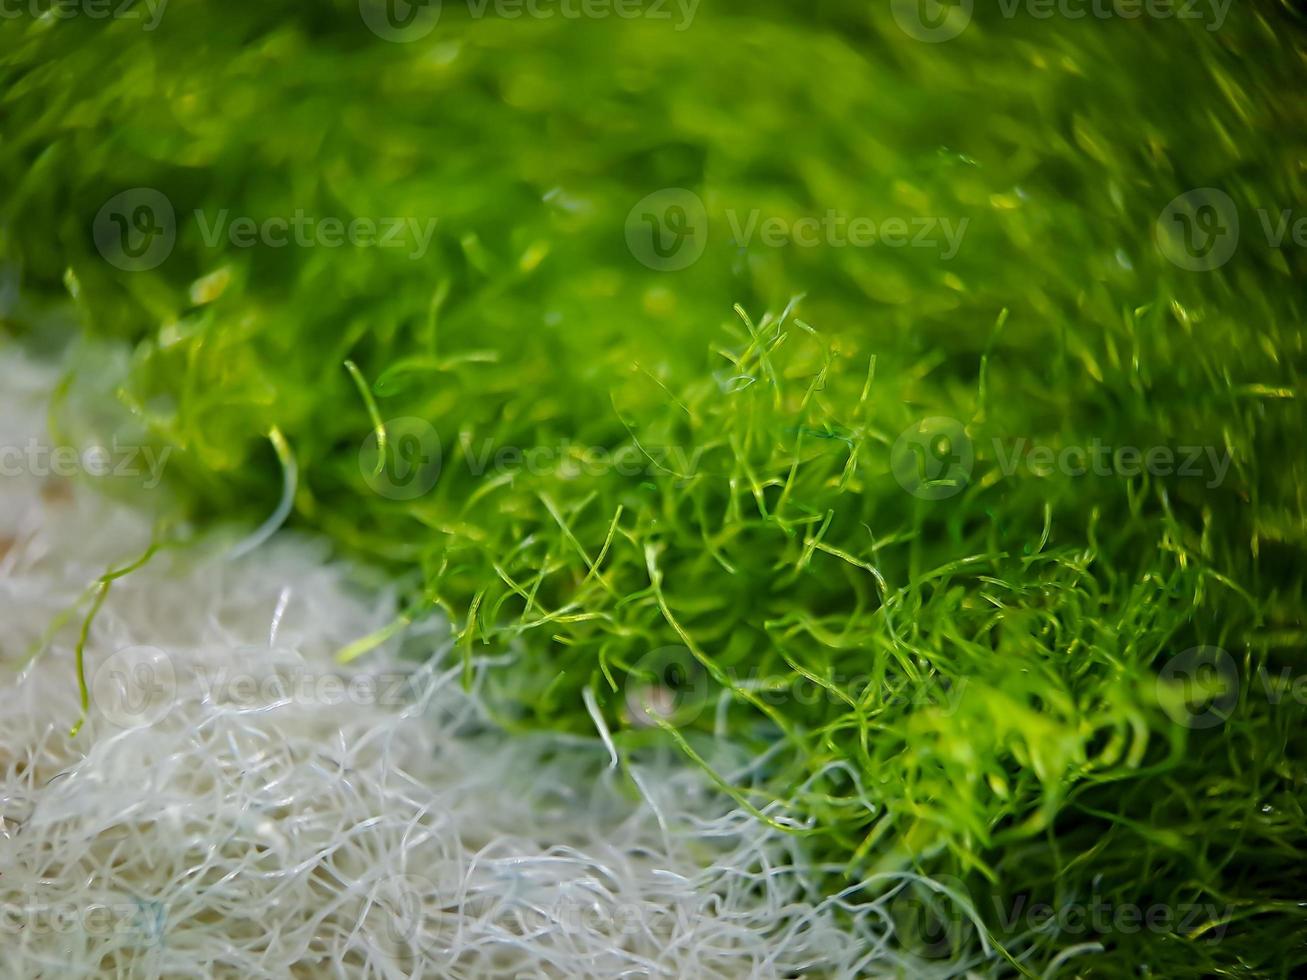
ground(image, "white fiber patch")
xmin=0 ymin=346 xmax=922 ymax=978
